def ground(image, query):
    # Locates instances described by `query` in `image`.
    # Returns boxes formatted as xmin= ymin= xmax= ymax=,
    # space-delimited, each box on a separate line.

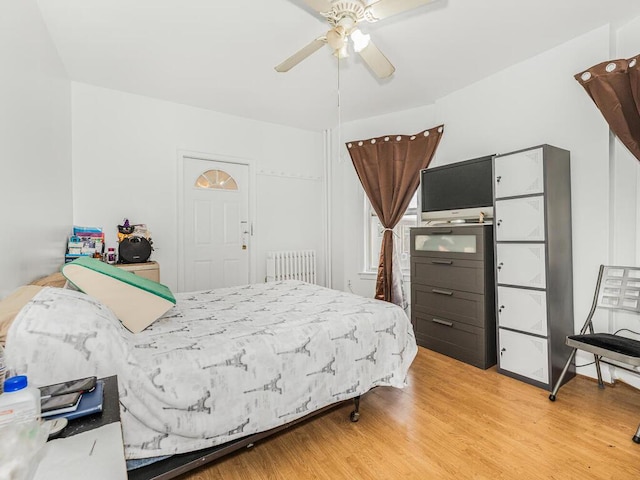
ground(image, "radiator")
xmin=266 ymin=250 xmax=317 ymax=284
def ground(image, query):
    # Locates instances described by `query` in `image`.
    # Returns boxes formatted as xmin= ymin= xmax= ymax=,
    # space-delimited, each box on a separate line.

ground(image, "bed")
xmin=4 ymin=278 xmax=417 ymax=472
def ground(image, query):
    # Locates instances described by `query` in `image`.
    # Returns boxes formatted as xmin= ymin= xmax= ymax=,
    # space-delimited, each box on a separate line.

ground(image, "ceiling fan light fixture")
xmin=351 ymin=28 xmax=370 ymax=53
xmin=326 ymin=25 xmax=346 ymax=50
xmin=334 ymin=44 xmax=349 ymax=59
xmin=277 ymin=0 xmax=436 ymax=77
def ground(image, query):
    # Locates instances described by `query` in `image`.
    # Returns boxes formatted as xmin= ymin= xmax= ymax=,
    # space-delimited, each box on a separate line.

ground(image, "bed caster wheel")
xmin=548 ymin=394 xmax=556 ymax=402
xmin=633 ymin=435 xmax=640 ymax=444
xmin=350 ymin=411 xmax=360 ymax=422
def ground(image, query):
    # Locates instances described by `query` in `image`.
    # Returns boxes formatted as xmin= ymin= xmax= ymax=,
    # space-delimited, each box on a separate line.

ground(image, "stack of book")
xmin=65 ymin=226 xmax=105 ymax=263
xmin=40 ymin=378 xmax=104 ymax=420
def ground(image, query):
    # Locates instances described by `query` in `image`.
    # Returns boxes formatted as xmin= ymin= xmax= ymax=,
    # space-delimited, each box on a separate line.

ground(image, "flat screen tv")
xmin=420 ymin=155 xmax=494 ymax=222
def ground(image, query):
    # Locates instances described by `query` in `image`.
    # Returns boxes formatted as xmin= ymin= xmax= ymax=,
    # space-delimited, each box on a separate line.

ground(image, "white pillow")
xmin=62 ymin=257 xmax=176 ymax=333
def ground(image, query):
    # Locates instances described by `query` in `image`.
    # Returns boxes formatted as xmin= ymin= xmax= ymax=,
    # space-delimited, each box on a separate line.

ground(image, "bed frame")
xmin=127 ymin=396 xmax=361 ymax=479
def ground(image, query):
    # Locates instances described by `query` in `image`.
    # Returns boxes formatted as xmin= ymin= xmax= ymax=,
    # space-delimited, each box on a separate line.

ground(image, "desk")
xmin=33 ymin=376 xmax=127 ymax=480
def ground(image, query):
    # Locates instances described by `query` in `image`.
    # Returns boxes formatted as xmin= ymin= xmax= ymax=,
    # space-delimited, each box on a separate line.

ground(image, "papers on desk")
xmin=33 ymin=422 xmax=127 ymax=480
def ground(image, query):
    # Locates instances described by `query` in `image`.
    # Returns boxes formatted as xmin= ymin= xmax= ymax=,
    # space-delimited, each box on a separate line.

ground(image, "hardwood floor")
xmin=180 ymin=347 xmax=640 ymax=479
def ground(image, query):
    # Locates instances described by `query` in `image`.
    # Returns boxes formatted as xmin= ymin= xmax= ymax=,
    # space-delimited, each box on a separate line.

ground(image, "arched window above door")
xmin=195 ymin=169 xmax=238 ymax=190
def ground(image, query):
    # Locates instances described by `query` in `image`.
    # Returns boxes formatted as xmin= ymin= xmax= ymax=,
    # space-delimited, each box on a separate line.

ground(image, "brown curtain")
xmin=346 ymin=125 xmax=444 ymax=305
xmin=575 ymin=54 xmax=640 ymax=161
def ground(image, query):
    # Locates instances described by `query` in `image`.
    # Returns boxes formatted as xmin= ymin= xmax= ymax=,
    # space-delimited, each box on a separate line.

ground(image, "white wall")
xmin=605 ymin=17 xmax=640 ymax=387
xmin=614 ymin=16 xmax=640 ymax=268
xmin=334 ymin=26 xmax=612 ymax=302
xmin=0 ymin=0 xmax=72 ymax=297
xmin=436 ymin=26 xmax=612 ymax=325
xmin=331 ymin=22 xmax=640 ymax=384
xmin=71 ymin=83 xmax=326 ymax=292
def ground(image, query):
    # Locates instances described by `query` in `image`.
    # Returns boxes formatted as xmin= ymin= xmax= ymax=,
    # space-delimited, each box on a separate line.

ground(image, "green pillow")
xmin=62 ymin=257 xmax=176 ymax=333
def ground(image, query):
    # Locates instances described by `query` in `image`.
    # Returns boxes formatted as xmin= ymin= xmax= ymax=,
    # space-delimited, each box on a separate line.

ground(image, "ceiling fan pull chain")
xmin=337 ymin=53 xmax=342 ymax=163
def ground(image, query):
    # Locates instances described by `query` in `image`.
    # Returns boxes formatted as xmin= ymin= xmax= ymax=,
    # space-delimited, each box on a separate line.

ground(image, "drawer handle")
xmin=432 ymin=289 xmax=453 ymax=296
xmin=497 ymin=219 xmax=502 ymax=227
xmin=432 ymin=260 xmax=453 ymax=265
xmin=432 ymin=318 xmax=453 ymax=327
xmin=497 ymin=262 xmax=504 ymax=271
xmin=500 ymin=347 xmax=506 ymax=356
xmin=431 ymin=229 xmax=453 ymax=234
xmin=496 ymin=175 xmax=502 ymax=183
xmin=498 ymin=305 xmax=505 ymax=313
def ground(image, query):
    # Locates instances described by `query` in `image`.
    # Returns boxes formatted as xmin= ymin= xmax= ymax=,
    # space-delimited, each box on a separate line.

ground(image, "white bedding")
xmin=6 ymin=281 xmax=417 ymax=460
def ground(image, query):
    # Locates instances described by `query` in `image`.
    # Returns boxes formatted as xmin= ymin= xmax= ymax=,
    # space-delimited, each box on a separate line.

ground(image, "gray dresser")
xmin=493 ymin=144 xmax=575 ymax=390
xmin=410 ymin=225 xmax=496 ymax=369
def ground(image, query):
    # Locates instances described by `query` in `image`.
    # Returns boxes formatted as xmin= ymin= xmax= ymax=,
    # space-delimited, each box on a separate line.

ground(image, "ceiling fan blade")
xmin=302 ymin=0 xmax=333 ymax=14
xmin=275 ymin=37 xmax=327 ymax=73
xmin=366 ymin=0 xmax=435 ymax=22
xmin=357 ymin=39 xmax=395 ymax=79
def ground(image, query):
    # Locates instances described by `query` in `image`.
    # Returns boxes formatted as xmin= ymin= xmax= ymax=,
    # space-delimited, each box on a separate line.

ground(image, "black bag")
xmin=118 ymin=236 xmax=152 ymax=264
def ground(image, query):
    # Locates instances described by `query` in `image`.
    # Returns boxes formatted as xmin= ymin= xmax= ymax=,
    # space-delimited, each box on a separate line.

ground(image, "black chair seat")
xmin=568 ymin=333 xmax=640 ymax=359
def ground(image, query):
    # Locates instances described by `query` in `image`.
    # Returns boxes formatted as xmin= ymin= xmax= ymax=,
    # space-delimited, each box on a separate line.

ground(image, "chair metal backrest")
xmin=597 ymin=266 xmax=640 ymax=313
xmin=578 ymin=265 xmax=640 ymax=336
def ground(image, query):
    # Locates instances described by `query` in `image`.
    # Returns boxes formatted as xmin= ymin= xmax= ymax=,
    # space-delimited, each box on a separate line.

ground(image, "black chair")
xmin=549 ymin=265 xmax=640 ymax=443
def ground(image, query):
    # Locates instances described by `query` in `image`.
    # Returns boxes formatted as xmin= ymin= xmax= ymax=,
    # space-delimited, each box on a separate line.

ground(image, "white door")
xmin=496 ymin=243 xmax=547 ymax=289
xmin=494 ymin=148 xmax=544 ymax=199
xmin=497 ymin=286 xmax=548 ymax=336
xmin=499 ymin=328 xmax=549 ymax=384
xmin=495 ymin=196 xmax=546 ymax=242
xmin=182 ymin=158 xmax=249 ymax=291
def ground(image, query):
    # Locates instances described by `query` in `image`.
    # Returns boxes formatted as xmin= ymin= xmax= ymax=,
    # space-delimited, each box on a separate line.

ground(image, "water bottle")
xmin=107 ymin=247 xmax=117 ymax=264
xmin=0 ymin=375 xmax=41 ymax=427
xmin=0 ymin=344 xmax=5 ymax=395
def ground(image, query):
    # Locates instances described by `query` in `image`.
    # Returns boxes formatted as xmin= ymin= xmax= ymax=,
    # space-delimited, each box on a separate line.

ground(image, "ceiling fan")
xmin=275 ymin=0 xmax=436 ymax=79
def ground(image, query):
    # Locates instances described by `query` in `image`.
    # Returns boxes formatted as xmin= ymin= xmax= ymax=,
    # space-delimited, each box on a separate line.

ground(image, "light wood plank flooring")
xmin=181 ymin=347 xmax=640 ymax=479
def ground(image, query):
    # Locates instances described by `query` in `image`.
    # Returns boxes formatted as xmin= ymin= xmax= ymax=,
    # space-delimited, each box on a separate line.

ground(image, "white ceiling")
xmin=37 ymin=0 xmax=640 ymax=131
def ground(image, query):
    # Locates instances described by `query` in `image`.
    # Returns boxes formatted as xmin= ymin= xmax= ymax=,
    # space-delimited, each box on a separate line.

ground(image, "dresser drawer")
xmin=412 ymin=257 xmax=485 ymax=294
xmin=411 ymin=226 xmax=487 ymax=261
xmin=116 ymin=262 xmax=160 ymax=282
xmin=412 ymin=283 xmax=486 ymax=328
xmin=412 ymin=312 xmax=495 ymax=369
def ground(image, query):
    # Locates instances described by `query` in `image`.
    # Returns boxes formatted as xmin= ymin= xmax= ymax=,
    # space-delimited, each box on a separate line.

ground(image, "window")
xmin=195 ymin=169 xmax=238 ymax=190
xmin=366 ymin=192 xmax=418 ymax=273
